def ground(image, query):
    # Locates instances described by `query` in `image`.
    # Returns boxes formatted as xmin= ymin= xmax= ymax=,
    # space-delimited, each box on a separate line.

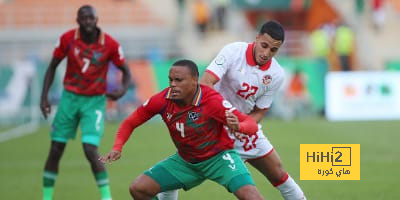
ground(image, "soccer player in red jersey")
xmin=40 ymin=5 xmax=131 ymax=200
xmin=100 ymin=59 xmax=264 ymax=200
xmin=159 ymin=21 xmax=305 ymax=200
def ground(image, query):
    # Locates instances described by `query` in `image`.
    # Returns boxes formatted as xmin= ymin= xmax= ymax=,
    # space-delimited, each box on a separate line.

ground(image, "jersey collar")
xmin=246 ymin=43 xmax=272 ymax=71
xmin=74 ymin=28 xmax=105 ymax=45
xmin=165 ymin=85 xmax=203 ymax=106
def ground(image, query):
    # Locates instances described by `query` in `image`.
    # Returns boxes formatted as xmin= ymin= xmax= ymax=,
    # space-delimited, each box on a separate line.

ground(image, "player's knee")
xmin=129 ymin=182 xmax=148 ymax=199
xmin=269 ymin=170 xmax=287 ymax=184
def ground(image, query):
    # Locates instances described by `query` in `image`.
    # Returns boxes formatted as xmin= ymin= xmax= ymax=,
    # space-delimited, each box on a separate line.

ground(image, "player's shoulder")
xmin=101 ymin=30 xmax=120 ymax=46
xmin=271 ymin=58 xmax=285 ymax=74
xmin=200 ymin=84 xmax=224 ymax=102
xmin=154 ymin=88 xmax=170 ymax=100
xmin=223 ymin=42 xmax=248 ymax=51
xmin=269 ymin=58 xmax=285 ymax=84
xmin=60 ymin=29 xmax=76 ymax=39
xmin=200 ymin=85 xmax=234 ymax=111
xmin=103 ymin=32 xmax=117 ymax=42
xmin=144 ymin=88 xmax=169 ymax=107
xmin=217 ymin=42 xmax=248 ymax=63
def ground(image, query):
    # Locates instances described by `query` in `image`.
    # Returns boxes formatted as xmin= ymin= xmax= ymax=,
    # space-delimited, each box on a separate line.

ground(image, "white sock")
xmin=275 ymin=175 xmax=306 ymax=200
xmin=157 ymin=190 xmax=179 ymax=200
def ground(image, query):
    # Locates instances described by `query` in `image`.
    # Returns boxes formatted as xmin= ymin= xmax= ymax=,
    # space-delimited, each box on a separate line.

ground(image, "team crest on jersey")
xmin=166 ymin=113 xmax=172 ymax=120
xmin=188 ymin=111 xmax=199 ymax=121
xmin=238 ymin=67 xmax=245 ymax=74
xmin=93 ymin=51 xmax=103 ymax=60
xmin=142 ymin=99 xmax=149 ymax=107
xmin=55 ymin=39 xmax=60 ymax=48
xmin=74 ymin=47 xmax=80 ymax=56
xmin=222 ymin=100 xmax=233 ymax=108
xmin=215 ymin=55 xmax=226 ymax=66
xmin=118 ymin=46 xmax=125 ymax=60
xmin=262 ymin=75 xmax=272 ymax=86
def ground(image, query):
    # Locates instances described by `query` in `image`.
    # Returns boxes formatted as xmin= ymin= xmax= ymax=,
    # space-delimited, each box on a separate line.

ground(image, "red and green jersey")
xmin=112 ymin=84 xmax=258 ymax=163
xmin=53 ymin=28 xmax=125 ymax=95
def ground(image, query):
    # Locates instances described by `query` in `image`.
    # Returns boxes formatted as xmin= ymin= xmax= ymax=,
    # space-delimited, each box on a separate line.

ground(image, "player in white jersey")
xmin=203 ymin=20 xmax=305 ymax=200
xmin=157 ymin=21 xmax=306 ymax=200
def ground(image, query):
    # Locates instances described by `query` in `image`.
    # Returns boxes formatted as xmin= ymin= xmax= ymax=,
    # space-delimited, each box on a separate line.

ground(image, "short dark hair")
xmin=172 ymin=59 xmax=199 ymax=77
xmin=259 ymin=20 xmax=285 ymax=42
xmin=77 ymin=5 xmax=96 ymax=16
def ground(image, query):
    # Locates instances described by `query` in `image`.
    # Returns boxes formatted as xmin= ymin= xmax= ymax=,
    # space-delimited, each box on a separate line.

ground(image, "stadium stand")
xmin=0 ymin=0 xmax=163 ymax=28
xmin=0 ymin=0 xmax=181 ymax=59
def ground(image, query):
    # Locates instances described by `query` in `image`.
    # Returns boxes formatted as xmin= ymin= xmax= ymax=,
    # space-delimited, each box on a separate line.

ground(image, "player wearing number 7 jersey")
xmin=202 ymin=20 xmax=306 ymax=200
xmin=40 ymin=5 xmax=131 ymax=200
xmin=100 ymin=59 xmax=264 ymax=200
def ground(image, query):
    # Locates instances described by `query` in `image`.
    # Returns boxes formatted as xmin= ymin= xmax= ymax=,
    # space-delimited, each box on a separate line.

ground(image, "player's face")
xmin=254 ymin=33 xmax=283 ymax=66
xmin=168 ymin=66 xmax=198 ymax=104
xmin=77 ymin=7 xmax=98 ymax=34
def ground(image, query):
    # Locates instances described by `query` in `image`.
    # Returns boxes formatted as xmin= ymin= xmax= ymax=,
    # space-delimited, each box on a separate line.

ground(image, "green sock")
xmin=43 ymin=187 xmax=53 ymax=200
xmin=43 ymin=171 xmax=57 ymax=200
xmin=95 ymin=171 xmax=112 ymax=200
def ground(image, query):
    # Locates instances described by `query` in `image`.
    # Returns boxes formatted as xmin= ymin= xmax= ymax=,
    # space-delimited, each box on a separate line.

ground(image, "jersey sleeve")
xmin=112 ymin=92 xmax=165 ymax=151
xmin=206 ymin=93 xmax=258 ymax=135
xmin=52 ymin=32 xmax=70 ymax=59
xmin=206 ymin=43 xmax=237 ymax=80
xmin=108 ymin=36 xmax=125 ymax=67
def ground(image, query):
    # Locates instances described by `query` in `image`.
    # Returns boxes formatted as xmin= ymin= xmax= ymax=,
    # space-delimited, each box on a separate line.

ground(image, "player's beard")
xmin=172 ymin=99 xmax=185 ymax=106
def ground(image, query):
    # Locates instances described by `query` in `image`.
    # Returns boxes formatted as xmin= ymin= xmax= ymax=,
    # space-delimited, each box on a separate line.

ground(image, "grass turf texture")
xmin=0 ymin=118 xmax=398 ymax=199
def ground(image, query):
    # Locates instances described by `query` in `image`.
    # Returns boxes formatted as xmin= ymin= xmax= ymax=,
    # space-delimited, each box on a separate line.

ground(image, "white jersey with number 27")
xmin=206 ymin=42 xmax=284 ymax=114
xmin=206 ymin=42 xmax=285 ymax=160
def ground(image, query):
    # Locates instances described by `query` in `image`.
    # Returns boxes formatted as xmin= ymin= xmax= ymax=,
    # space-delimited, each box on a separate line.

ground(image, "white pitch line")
xmin=0 ymin=123 xmax=38 ymax=143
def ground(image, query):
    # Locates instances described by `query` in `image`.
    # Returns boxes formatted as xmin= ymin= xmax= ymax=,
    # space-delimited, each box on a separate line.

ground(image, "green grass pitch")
xmin=0 ymin=118 xmax=399 ymax=199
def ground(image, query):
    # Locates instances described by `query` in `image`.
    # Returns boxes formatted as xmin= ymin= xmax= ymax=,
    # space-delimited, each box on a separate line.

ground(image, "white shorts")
xmin=230 ymin=124 xmax=274 ymax=161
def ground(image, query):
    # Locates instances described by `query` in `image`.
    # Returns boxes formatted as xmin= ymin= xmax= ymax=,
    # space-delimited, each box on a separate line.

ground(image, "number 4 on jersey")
xmin=176 ymin=122 xmax=185 ymax=137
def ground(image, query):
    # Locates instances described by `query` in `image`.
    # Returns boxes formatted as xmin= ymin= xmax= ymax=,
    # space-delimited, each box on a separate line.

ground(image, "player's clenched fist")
xmin=99 ymin=150 xmax=122 ymax=164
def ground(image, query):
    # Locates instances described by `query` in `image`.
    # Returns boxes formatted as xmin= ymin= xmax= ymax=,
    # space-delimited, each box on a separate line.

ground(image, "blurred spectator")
xmin=116 ymin=82 xmax=138 ymax=119
xmin=356 ymin=0 xmax=365 ymax=15
xmin=192 ymin=0 xmax=210 ymax=38
xmin=310 ymin=24 xmax=330 ymax=103
xmin=321 ymin=21 xmax=337 ymax=46
xmin=372 ymin=0 xmax=385 ymax=32
xmin=285 ymin=69 xmax=310 ymax=119
xmin=214 ymin=0 xmax=229 ymax=31
xmin=106 ymin=63 xmax=120 ymax=120
xmin=310 ymin=25 xmax=331 ymax=67
xmin=334 ymin=22 xmax=355 ymax=71
xmin=176 ymin=0 xmax=185 ymax=30
xmin=107 ymin=63 xmax=138 ymax=120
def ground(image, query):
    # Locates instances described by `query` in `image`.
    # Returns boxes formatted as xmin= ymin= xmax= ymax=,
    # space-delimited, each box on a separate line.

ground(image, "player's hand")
xmin=40 ymin=98 xmax=51 ymax=119
xmin=99 ymin=150 xmax=121 ymax=164
xmin=225 ymin=110 xmax=239 ymax=131
xmin=106 ymin=89 xmax=126 ymax=101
